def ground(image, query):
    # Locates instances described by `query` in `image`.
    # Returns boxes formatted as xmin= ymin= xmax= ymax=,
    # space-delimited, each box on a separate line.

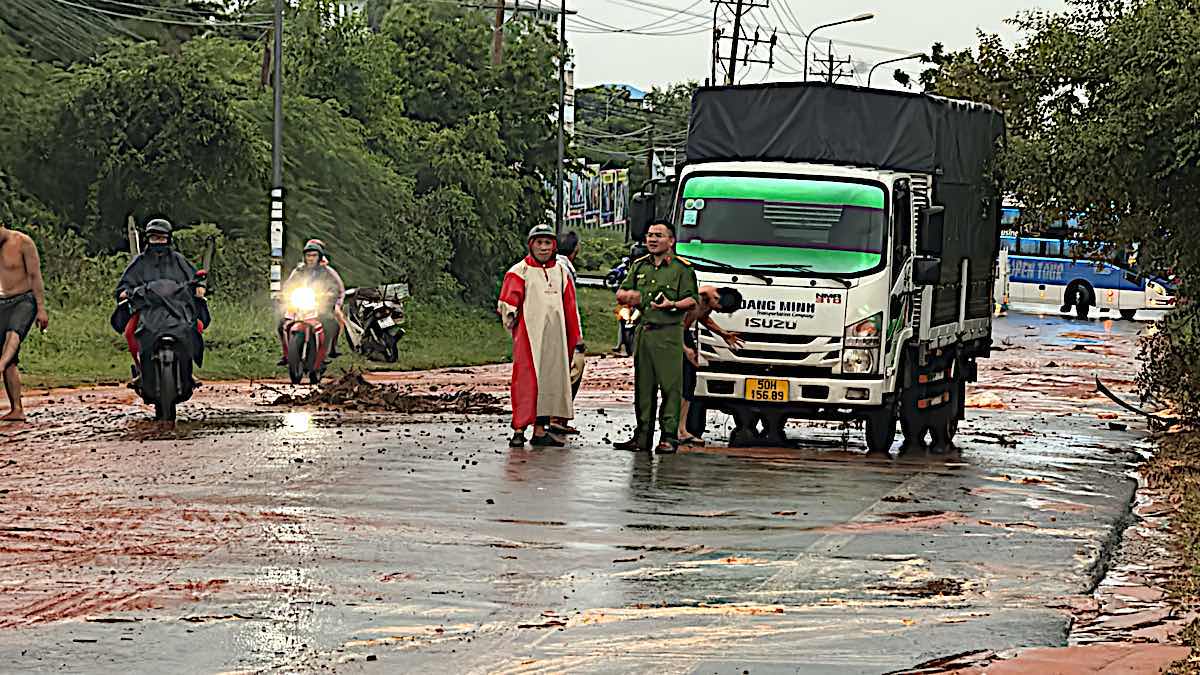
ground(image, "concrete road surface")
xmin=0 ymin=312 xmax=1158 ymax=673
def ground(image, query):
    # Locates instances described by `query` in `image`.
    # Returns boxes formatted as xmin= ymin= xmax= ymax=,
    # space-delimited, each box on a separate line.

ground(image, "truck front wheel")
xmin=865 ymin=404 xmax=897 ymax=455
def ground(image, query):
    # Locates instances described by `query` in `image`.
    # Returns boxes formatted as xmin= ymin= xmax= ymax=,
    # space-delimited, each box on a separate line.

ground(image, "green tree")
xmin=920 ymin=0 xmax=1200 ymax=419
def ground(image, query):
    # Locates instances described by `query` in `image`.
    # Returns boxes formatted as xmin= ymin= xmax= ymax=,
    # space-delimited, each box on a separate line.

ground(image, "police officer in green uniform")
xmin=613 ymin=221 xmax=699 ymax=453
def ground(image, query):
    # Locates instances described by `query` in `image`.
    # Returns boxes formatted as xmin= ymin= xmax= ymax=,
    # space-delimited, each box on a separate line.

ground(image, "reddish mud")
xmin=0 ymin=313 xmax=1178 ymax=673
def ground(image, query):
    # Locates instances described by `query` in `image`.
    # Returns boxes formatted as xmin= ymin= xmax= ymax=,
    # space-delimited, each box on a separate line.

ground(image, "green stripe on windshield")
xmin=682 ymin=175 xmax=884 ymax=209
xmin=677 ymin=241 xmax=880 ymax=275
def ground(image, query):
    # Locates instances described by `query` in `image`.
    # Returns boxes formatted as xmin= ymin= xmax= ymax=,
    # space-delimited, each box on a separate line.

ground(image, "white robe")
xmin=497 ymin=256 xmax=581 ymax=428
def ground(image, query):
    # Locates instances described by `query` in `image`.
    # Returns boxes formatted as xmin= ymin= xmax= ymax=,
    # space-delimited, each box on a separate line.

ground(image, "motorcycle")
xmin=117 ymin=271 xmax=210 ymax=422
xmin=283 ymin=285 xmax=330 ymax=385
xmin=344 ymin=283 xmax=408 ymax=363
xmin=615 ymin=302 xmax=641 ymax=356
xmin=605 ymin=256 xmax=630 ymax=290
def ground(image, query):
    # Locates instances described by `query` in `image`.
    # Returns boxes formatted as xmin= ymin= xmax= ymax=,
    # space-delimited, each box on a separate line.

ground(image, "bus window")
xmin=1043 ymin=240 xmax=1061 ymax=257
xmin=1018 ymin=239 xmax=1041 ymax=255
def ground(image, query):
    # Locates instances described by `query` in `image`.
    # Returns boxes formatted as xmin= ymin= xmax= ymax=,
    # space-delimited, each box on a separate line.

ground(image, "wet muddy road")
xmin=0 ymin=312 xmax=1159 ymax=673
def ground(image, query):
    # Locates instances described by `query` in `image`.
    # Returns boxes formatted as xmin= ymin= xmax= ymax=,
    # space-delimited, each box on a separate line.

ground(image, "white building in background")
xmin=336 ymin=0 xmax=364 ymax=19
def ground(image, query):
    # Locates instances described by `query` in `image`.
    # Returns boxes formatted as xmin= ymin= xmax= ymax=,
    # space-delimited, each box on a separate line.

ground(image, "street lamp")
xmin=803 ymin=13 xmax=874 ymax=81
xmin=867 ymin=52 xmax=925 ymax=87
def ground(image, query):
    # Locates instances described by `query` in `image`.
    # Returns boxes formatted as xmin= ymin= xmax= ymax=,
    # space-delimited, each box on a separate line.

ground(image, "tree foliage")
xmin=0 ymin=0 xmax=564 ymax=303
xmin=574 ymin=81 xmax=695 ymax=189
xmin=919 ymin=0 xmax=1200 ymax=418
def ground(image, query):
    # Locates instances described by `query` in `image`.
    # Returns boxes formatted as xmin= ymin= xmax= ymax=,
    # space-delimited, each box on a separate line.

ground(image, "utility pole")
xmin=645 ymin=117 xmax=655 ymax=185
xmin=726 ymin=0 xmax=744 ymax=84
xmin=269 ymin=0 xmax=284 ymax=294
xmin=710 ymin=0 xmax=776 ymax=85
xmin=491 ymin=0 xmax=505 ymax=66
xmin=555 ymin=0 xmax=567 ymax=231
xmin=811 ymin=39 xmax=853 ymax=84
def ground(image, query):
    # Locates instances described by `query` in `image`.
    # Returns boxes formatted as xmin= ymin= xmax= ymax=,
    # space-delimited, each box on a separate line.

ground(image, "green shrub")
xmin=1139 ymin=305 xmax=1200 ymax=425
xmin=572 ymin=228 xmax=630 ymax=274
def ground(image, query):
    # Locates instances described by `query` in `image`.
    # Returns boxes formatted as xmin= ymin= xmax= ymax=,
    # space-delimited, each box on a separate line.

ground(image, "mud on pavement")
xmin=0 ymin=314 xmax=1172 ymax=673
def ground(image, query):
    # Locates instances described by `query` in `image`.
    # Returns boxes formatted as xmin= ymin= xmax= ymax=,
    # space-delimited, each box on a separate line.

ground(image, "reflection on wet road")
xmin=0 ymin=313 xmax=1157 ymax=673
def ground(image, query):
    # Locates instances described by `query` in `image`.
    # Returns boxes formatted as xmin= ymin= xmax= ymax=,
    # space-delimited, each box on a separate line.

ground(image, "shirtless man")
xmin=0 ymin=223 xmax=49 ymax=422
xmin=679 ymin=285 xmax=743 ymax=444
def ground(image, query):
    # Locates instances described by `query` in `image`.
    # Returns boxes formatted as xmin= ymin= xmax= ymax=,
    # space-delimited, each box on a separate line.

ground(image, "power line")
xmin=48 ymin=0 xmax=272 ymax=28
xmin=75 ymin=0 xmax=274 ymax=19
xmin=570 ymin=13 xmax=709 ymax=36
xmin=592 ymin=0 xmax=919 ymax=57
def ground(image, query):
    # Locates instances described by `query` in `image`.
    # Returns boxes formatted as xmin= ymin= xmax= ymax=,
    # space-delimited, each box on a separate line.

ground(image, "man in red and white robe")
xmin=498 ymin=225 xmax=582 ymax=447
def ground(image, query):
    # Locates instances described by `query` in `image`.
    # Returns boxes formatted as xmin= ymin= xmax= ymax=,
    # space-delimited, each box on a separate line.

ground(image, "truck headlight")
xmin=842 ymin=349 xmax=875 ymax=374
xmin=844 ymin=313 xmax=882 ymax=349
xmin=842 ymin=313 xmax=881 ymax=374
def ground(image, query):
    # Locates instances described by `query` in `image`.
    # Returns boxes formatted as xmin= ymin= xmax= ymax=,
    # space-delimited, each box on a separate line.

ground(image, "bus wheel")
xmin=1066 ymin=281 xmax=1093 ymax=320
xmin=1120 ymin=309 xmax=1137 ymax=321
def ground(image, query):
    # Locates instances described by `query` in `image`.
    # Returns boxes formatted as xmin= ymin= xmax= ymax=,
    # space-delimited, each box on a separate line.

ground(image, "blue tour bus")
xmin=998 ymin=207 xmax=1175 ymax=319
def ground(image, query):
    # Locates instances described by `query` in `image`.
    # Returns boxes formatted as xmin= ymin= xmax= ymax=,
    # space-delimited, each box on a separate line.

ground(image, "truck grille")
xmin=701 ymin=329 xmax=841 ymax=346
xmin=735 ymin=348 xmax=841 ymax=361
xmin=705 ymin=361 xmax=834 ymax=378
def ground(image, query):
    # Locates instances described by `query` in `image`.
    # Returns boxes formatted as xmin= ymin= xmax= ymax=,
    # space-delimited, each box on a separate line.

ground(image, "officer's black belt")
xmin=641 ymin=323 xmax=679 ymax=331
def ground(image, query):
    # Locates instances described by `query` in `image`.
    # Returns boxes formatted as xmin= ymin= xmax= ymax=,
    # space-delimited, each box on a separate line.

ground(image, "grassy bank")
xmin=19 ymin=287 xmax=620 ymax=389
xmin=574 ymin=227 xmax=629 ymax=277
xmin=1141 ymin=432 xmax=1200 ymax=673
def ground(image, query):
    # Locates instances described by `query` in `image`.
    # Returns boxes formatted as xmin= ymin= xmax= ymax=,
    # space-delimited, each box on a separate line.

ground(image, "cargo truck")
xmin=671 ymin=82 xmax=1005 ymax=453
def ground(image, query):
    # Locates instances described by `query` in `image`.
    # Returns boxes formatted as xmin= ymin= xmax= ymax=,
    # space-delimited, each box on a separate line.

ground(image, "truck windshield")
xmin=675 ymin=174 xmax=886 ymax=275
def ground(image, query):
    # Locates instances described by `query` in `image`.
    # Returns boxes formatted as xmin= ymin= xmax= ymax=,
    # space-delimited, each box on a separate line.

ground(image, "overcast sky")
xmin=567 ymin=0 xmax=1069 ymax=91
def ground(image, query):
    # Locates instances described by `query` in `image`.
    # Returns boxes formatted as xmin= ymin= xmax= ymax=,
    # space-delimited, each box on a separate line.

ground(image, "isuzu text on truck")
xmin=672 ymin=83 xmax=1005 ymax=453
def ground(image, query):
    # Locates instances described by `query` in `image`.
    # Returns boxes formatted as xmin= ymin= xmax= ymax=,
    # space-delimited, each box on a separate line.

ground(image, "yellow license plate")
xmin=745 ymin=378 xmax=789 ymax=402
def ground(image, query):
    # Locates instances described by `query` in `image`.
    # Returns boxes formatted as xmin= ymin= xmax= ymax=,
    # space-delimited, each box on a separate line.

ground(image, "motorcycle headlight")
xmin=289 ymin=287 xmax=317 ymax=312
xmin=842 ymin=349 xmax=875 ymax=374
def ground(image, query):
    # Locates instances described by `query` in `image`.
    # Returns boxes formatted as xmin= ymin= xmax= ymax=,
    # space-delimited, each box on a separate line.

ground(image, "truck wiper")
xmin=750 ymin=263 xmax=853 ymax=288
xmin=683 ymin=254 xmax=774 ymax=285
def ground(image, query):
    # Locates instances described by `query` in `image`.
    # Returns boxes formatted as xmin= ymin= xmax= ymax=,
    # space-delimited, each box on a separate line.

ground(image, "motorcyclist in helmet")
xmin=112 ymin=218 xmax=208 ymax=386
xmin=277 ymin=239 xmax=345 ymax=365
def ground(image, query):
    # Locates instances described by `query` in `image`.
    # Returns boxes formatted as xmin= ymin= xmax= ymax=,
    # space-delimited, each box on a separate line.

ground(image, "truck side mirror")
xmin=913 ymin=257 xmax=941 ymax=286
xmin=918 ymin=205 xmax=945 ymax=256
xmin=629 ymin=192 xmax=655 ymax=243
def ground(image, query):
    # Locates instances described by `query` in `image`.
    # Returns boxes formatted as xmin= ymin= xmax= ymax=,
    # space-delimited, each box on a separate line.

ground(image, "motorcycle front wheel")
xmin=381 ymin=332 xmax=399 ymax=363
xmin=154 ymin=356 xmax=178 ymax=422
xmin=288 ymin=331 xmax=306 ymax=385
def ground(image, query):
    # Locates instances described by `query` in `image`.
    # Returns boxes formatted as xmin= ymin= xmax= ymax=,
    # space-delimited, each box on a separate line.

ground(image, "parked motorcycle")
xmin=605 ymin=256 xmax=630 ymax=290
xmin=283 ymin=285 xmax=330 ymax=385
xmin=615 ymin=302 xmax=641 ymax=356
xmin=344 ymin=283 xmax=408 ymax=363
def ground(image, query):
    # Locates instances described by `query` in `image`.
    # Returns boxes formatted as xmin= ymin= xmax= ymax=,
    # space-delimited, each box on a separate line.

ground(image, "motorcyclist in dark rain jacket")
xmin=111 ymin=219 xmax=209 ymax=387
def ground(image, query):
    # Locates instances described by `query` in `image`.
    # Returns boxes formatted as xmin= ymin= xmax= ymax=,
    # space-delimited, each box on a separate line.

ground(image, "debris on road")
xmin=266 ymin=370 xmax=508 ymax=415
xmin=973 ymin=432 xmax=1019 ymax=447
